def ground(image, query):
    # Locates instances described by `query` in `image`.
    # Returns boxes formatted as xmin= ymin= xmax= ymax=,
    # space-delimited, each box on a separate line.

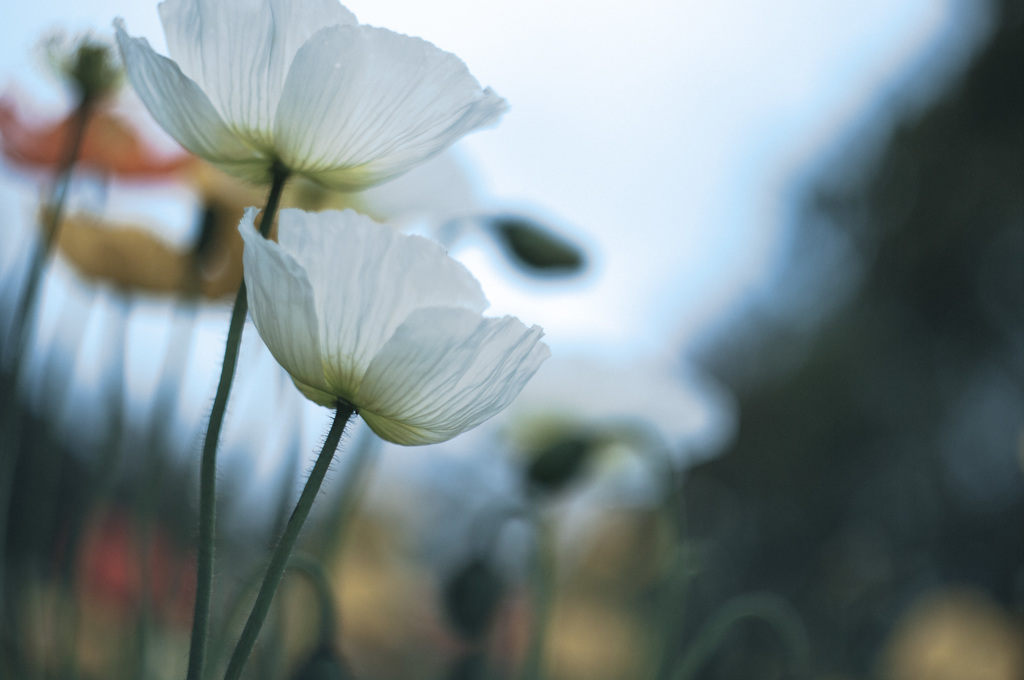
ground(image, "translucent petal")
xmin=158 ymin=0 xmax=356 ymax=148
xmin=238 ymin=208 xmax=334 ymax=406
xmin=272 ymin=209 xmax=488 ymax=397
xmin=357 ymin=308 xmax=550 ymax=445
xmin=115 ymin=20 xmax=261 ymax=170
xmin=274 ymin=25 xmax=508 ymax=190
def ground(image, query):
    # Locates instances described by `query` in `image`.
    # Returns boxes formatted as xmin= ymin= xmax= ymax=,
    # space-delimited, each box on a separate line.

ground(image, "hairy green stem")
xmin=185 ymin=163 xmax=290 ymax=680
xmin=223 ymin=402 xmax=355 ymax=680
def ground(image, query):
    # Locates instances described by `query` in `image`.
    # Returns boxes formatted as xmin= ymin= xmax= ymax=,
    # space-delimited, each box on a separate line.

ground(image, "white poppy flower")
xmin=114 ymin=0 xmax=507 ymax=189
xmin=239 ymin=207 xmax=550 ymax=445
xmin=504 ymin=353 xmax=736 ymax=465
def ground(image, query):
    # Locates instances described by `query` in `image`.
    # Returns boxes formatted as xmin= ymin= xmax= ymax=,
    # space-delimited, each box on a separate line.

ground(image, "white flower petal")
xmin=272 ymin=209 xmax=488 ymax=395
xmin=158 ymin=0 xmax=357 ymax=148
xmin=274 ymin=25 xmax=508 ymax=189
xmin=356 ymin=308 xmax=550 ymax=445
xmin=115 ymin=19 xmax=263 ymax=173
xmin=238 ymin=208 xmax=334 ymax=406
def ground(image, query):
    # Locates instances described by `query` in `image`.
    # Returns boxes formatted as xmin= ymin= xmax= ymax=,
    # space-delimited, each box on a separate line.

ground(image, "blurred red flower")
xmin=76 ymin=510 xmax=196 ymax=628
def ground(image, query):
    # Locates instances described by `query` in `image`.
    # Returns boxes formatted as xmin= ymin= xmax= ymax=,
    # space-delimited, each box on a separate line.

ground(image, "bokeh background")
xmin=0 ymin=0 xmax=1021 ymax=678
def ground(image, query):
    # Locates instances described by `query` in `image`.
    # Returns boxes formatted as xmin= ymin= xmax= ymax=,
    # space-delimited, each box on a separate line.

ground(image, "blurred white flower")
xmin=239 ymin=208 xmax=550 ymax=445
xmin=114 ymin=0 xmax=506 ymax=189
xmin=505 ymin=353 xmax=735 ymax=466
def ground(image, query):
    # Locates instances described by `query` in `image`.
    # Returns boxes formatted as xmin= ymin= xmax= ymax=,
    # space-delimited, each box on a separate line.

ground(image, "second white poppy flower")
xmin=240 ymin=208 xmax=550 ymax=445
xmin=115 ymin=0 xmax=507 ymax=189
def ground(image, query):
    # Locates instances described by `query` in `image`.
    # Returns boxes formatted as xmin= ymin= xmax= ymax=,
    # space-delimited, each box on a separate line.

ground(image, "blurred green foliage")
xmin=682 ymin=1 xmax=1023 ymax=677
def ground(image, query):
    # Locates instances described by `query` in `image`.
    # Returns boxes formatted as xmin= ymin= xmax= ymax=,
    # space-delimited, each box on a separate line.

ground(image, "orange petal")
xmin=0 ymin=93 xmax=194 ymax=179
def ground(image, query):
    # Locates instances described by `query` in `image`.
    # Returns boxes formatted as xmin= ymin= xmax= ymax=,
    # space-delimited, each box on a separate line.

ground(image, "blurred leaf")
xmin=488 ymin=215 xmax=586 ymax=274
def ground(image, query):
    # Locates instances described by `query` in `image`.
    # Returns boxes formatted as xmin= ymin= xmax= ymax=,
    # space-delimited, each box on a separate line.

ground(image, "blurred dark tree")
xmin=681 ymin=0 xmax=1023 ymax=677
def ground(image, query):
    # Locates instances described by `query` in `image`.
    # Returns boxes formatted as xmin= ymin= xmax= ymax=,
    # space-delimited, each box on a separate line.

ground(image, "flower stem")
xmin=0 ymin=94 xmax=94 ymax=663
xmin=520 ymin=511 xmax=555 ymax=680
xmin=286 ymin=553 xmax=340 ymax=650
xmin=185 ymin=163 xmax=290 ymax=680
xmin=640 ymin=452 xmax=691 ymax=680
xmin=7 ymin=96 xmax=94 ymax=357
xmin=223 ymin=402 xmax=356 ymax=680
xmin=668 ymin=592 xmax=809 ymax=680
xmin=42 ymin=99 xmax=94 ymax=249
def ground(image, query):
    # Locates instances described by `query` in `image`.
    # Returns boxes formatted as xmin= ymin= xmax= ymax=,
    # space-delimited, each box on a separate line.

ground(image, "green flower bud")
xmin=490 ymin=215 xmax=587 ymax=274
xmin=44 ymin=33 xmax=122 ymax=103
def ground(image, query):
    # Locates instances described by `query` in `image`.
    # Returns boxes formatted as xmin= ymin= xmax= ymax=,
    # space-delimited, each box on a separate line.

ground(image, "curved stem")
xmin=204 ymin=560 xmax=268 ymax=677
xmin=185 ymin=163 xmax=290 ymax=680
xmin=223 ymin=402 xmax=355 ymax=680
xmin=668 ymin=592 xmax=810 ymax=680
xmin=287 ymin=553 xmax=339 ymax=650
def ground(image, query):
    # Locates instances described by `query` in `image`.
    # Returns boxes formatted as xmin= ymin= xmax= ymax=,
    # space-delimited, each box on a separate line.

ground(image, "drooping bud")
xmin=488 ymin=214 xmax=586 ymax=274
xmin=524 ymin=433 xmax=600 ymax=494
xmin=44 ymin=33 xmax=122 ymax=103
xmin=443 ymin=556 xmax=505 ymax=643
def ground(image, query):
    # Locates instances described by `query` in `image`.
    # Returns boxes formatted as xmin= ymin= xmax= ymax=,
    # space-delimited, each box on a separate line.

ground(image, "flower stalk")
xmin=9 ymin=34 xmax=119 ymax=356
xmin=186 ymin=162 xmax=290 ymax=680
xmin=223 ymin=401 xmax=356 ymax=680
xmin=520 ymin=511 xmax=556 ymax=680
xmin=667 ymin=592 xmax=809 ymax=680
xmin=8 ymin=94 xmax=93 ymax=361
xmin=0 ymin=84 xmax=98 ymax=659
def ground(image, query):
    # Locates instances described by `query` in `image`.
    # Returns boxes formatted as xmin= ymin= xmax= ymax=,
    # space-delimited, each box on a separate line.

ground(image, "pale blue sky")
xmin=1 ymin=0 xmax=991 ymax=360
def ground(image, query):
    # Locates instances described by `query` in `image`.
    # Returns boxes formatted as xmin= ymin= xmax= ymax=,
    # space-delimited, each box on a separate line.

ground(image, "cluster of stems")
xmin=185 ymin=163 xmax=362 ymax=680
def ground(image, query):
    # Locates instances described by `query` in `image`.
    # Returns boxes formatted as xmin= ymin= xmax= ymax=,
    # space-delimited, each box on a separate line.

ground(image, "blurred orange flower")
xmin=0 ymin=93 xmax=193 ymax=178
